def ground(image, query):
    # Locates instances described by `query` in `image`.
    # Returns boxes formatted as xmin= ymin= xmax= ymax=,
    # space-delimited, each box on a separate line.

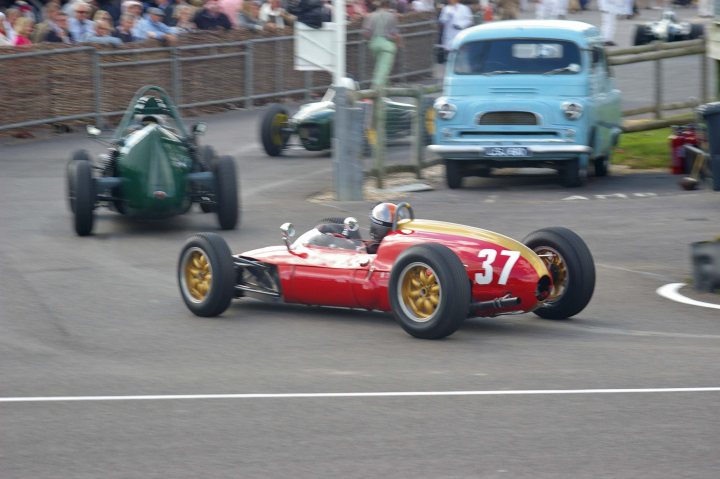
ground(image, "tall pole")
xmin=333 ymin=0 xmax=346 ymax=86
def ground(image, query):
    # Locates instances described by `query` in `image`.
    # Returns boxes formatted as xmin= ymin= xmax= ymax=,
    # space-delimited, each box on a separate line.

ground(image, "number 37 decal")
xmin=474 ymin=249 xmax=520 ymax=285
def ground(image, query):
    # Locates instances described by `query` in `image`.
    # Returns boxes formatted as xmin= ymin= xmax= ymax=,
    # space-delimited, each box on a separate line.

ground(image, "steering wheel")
xmin=391 ymin=202 xmax=415 ymax=231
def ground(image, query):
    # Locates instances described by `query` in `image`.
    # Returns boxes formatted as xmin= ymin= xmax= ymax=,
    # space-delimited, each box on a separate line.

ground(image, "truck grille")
xmin=478 ymin=112 xmax=538 ymax=126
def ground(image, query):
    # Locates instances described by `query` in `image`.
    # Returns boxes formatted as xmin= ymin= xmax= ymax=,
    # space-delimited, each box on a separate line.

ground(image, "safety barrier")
xmin=0 ymin=13 xmax=437 ymax=132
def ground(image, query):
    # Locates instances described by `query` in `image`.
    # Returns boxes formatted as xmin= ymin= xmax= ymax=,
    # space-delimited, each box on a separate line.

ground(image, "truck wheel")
xmin=178 ymin=233 xmax=236 ymax=317
xmin=69 ymin=159 xmax=95 ymax=236
xmin=445 ymin=159 xmax=464 ymax=189
xmin=213 ymin=156 xmax=240 ymax=230
xmin=561 ymin=159 xmax=587 ymax=187
xmin=523 ymin=227 xmax=595 ymax=319
xmin=260 ymin=104 xmax=290 ymax=157
xmin=389 ymin=243 xmax=471 ymax=339
xmin=593 ymin=156 xmax=609 ymax=177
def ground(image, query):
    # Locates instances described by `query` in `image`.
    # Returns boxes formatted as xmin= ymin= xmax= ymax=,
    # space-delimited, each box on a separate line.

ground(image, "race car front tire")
xmin=178 ymin=232 xmax=236 ymax=317
xmin=389 ymin=243 xmax=471 ymax=339
xmin=69 ymin=159 xmax=95 ymax=236
xmin=523 ymin=227 xmax=596 ymax=320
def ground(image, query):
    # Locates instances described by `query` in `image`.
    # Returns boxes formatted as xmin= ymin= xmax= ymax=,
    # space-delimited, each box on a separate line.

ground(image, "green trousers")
xmin=369 ymin=36 xmax=397 ymax=90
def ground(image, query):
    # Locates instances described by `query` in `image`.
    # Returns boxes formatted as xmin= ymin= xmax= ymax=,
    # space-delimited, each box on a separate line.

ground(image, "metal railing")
xmin=0 ymin=19 xmax=437 ymax=132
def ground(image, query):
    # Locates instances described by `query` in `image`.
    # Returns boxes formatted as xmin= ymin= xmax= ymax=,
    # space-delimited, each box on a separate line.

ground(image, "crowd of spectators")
xmin=0 ymin=0 xmax=437 ymax=48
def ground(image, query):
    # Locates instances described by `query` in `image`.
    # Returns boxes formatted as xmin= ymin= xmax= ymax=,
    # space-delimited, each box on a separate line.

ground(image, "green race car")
xmin=66 ymin=85 xmax=240 ymax=236
xmin=259 ymin=85 xmax=435 ymax=157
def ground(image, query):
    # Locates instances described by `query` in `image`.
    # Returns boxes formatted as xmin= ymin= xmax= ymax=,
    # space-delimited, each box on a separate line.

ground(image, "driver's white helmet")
xmin=369 ymin=202 xmax=410 ymax=242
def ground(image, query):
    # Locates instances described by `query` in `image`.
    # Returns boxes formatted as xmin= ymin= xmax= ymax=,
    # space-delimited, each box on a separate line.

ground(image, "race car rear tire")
xmin=689 ymin=23 xmax=704 ymax=40
xmin=523 ymin=227 xmax=595 ymax=320
xmin=260 ymin=104 xmax=290 ymax=157
xmin=389 ymin=243 xmax=471 ymax=339
xmin=445 ymin=159 xmax=464 ymax=189
xmin=70 ymin=159 xmax=95 ymax=236
xmin=178 ymin=233 xmax=236 ymax=317
xmin=213 ymin=155 xmax=239 ymax=230
xmin=633 ymin=26 xmax=651 ymax=46
xmin=66 ymin=149 xmax=91 ymax=213
xmin=199 ymin=145 xmax=217 ymax=213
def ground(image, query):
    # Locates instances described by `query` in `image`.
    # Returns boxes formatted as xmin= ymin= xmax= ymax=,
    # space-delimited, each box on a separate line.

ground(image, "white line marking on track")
xmin=657 ymin=283 xmax=720 ymax=310
xmin=2 ymin=387 xmax=720 ymax=403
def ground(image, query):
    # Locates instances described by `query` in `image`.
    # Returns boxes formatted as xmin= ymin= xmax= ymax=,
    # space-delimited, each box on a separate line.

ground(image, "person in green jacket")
xmin=362 ymin=0 xmax=402 ymax=90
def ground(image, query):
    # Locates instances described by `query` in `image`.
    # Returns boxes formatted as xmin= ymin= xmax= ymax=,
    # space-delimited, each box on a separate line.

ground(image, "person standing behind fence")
xmin=362 ymin=0 xmax=401 ymax=90
xmin=0 ymin=13 xmax=12 ymax=45
xmin=439 ymin=0 xmax=471 ymax=59
xmin=193 ymin=0 xmax=233 ymax=30
xmin=69 ymin=1 xmax=95 ymax=42
xmin=43 ymin=11 xmax=73 ymax=43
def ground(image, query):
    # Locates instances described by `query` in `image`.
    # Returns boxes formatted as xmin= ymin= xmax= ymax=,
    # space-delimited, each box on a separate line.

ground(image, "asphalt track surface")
xmin=2 ymin=10 xmax=720 ymax=479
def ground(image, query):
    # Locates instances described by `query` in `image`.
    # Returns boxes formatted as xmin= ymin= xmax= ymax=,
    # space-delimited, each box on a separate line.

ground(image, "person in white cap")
xmin=68 ymin=1 xmax=95 ymax=42
xmin=122 ymin=0 xmax=144 ymax=19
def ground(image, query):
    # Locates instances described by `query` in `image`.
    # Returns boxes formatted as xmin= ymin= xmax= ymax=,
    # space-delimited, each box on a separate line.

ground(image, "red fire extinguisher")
xmin=483 ymin=3 xmax=494 ymax=22
xmin=669 ymin=125 xmax=698 ymax=175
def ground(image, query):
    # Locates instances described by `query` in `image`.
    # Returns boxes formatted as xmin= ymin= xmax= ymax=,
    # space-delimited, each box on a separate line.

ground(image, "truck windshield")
xmin=453 ymin=38 xmax=582 ymax=75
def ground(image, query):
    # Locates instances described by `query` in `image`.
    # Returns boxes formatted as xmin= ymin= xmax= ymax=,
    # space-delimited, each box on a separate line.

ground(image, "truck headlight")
xmin=561 ymin=102 xmax=583 ymax=120
xmin=434 ymin=98 xmax=457 ymax=120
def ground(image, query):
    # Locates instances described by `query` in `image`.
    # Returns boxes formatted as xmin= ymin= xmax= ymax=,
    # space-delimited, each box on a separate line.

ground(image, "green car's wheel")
xmin=260 ymin=104 xmax=290 ymax=157
xmin=178 ymin=233 xmax=236 ymax=317
xmin=69 ymin=159 xmax=96 ymax=236
xmin=66 ymin=149 xmax=91 ymax=213
xmin=445 ymin=159 xmax=464 ymax=189
xmin=213 ymin=155 xmax=239 ymax=230
xmin=389 ymin=243 xmax=471 ymax=339
xmin=199 ymin=145 xmax=218 ymax=213
xmin=523 ymin=227 xmax=595 ymax=320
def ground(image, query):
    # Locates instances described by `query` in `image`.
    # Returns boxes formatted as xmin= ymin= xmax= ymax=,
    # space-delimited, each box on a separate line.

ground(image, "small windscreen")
xmin=453 ymin=38 xmax=582 ymax=75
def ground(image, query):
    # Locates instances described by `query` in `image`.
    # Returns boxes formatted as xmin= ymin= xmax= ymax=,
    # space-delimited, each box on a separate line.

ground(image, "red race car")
xmin=177 ymin=203 xmax=595 ymax=339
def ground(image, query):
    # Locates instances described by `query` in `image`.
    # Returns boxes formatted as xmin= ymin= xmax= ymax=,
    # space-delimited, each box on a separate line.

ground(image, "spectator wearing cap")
xmin=12 ymin=16 xmax=34 ymax=46
xmin=114 ymin=12 xmax=138 ymax=41
xmin=0 ymin=13 xmax=12 ymax=45
xmin=148 ymin=0 xmax=176 ymax=26
xmin=193 ymin=0 xmax=232 ymax=31
xmin=133 ymin=6 xmax=177 ymax=43
xmin=86 ymin=18 xmax=122 ymax=44
xmin=122 ymin=0 xmax=144 ymax=19
xmin=43 ymin=11 xmax=73 ymax=43
xmin=69 ymin=1 xmax=95 ymax=42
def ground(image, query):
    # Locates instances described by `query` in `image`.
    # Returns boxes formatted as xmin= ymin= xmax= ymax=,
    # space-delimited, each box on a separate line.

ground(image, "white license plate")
xmin=486 ymin=147 xmax=530 ymax=157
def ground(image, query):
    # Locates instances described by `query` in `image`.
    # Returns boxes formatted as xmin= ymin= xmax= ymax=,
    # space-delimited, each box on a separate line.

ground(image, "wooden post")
xmin=412 ymin=87 xmax=423 ymax=179
xmin=654 ymin=42 xmax=663 ymax=120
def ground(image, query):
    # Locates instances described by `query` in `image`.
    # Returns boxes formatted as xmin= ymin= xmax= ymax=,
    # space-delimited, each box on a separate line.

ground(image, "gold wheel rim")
xmin=398 ymin=262 xmax=441 ymax=323
xmin=272 ymin=113 xmax=288 ymax=146
xmin=535 ymin=246 xmax=568 ymax=303
xmin=182 ymin=247 xmax=213 ymax=303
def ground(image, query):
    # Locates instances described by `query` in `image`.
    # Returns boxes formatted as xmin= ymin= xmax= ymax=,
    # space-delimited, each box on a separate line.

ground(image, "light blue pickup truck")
xmin=428 ymin=20 xmax=622 ymax=188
